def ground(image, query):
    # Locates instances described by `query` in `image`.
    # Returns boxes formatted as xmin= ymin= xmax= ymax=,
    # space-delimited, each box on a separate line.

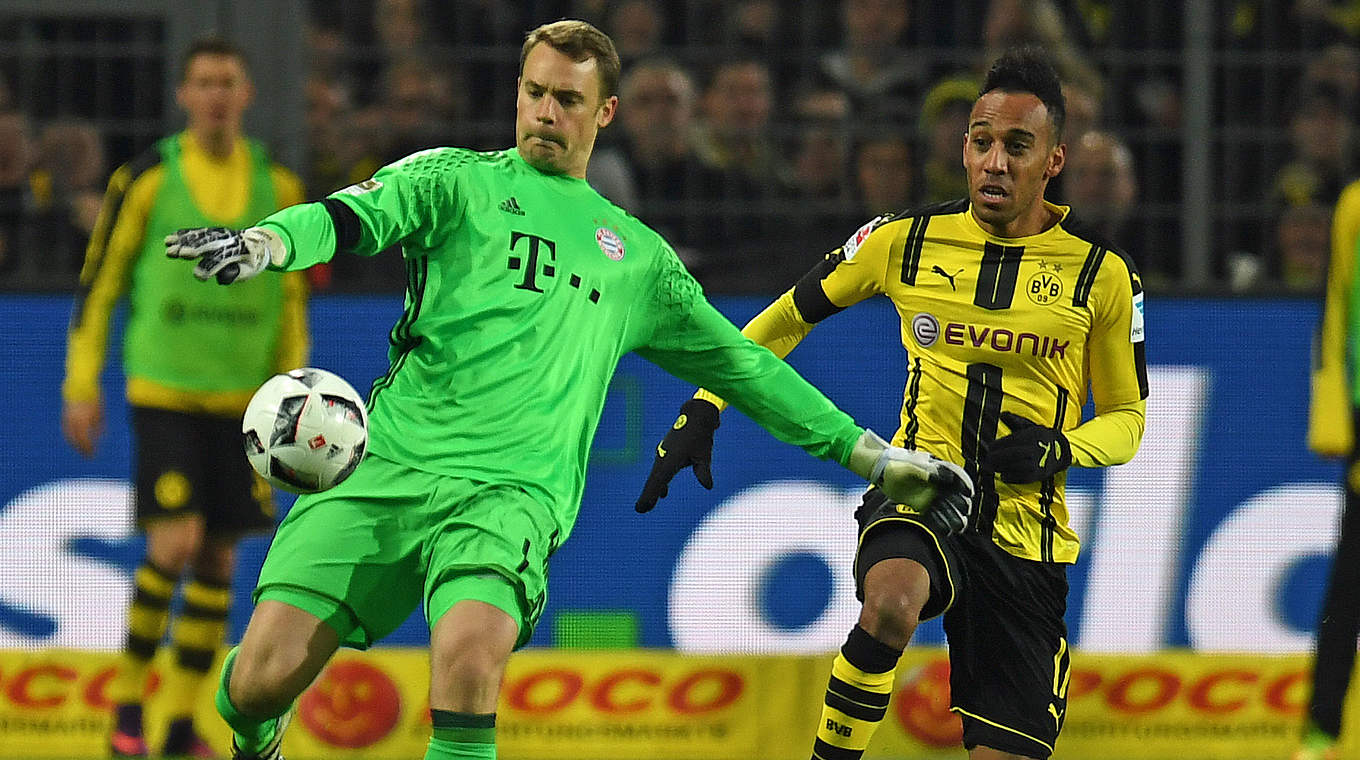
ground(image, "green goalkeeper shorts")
xmin=253 ymin=453 xmax=556 ymax=649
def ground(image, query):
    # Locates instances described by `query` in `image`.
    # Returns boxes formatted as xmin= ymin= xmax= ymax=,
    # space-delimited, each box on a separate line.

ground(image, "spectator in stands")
xmin=588 ymin=58 xmax=742 ymax=273
xmin=1063 ymin=131 xmax=1138 ymax=240
xmin=605 ymin=0 xmax=668 ymax=64
xmin=781 ymin=88 xmax=861 ymax=256
xmin=1273 ymin=82 xmax=1355 ymax=209
xmin=854 ymin=130 xmax=915 ymax=216
xmin=305 ymin=72 xmax=355 ymax=194
xmin=0 ymin=111 xmax=36 ymax=277
xmin=1305 ymin=43 xmax=1360 ymax=106
xmin=917 ymin=76 xmax=976 ymax=203
xmin=790 ymin=88 xmax=853 ymax=205
xmin=380 ymin=56 xmax=464 ymax=162
xmin=1275 ymin=201 xmax=1330 ymax=291
xmin=32 ymin=119 xmax=106 ymax=273
xmin=693 ymin=58 xmax=791 ymax=189
xmin=374 ymin=0 xmax=424 ymax=56
xmin=696 ymin=0 xmax=816 ymax=92
xmin=1291 ymin=0 xmax=1360 ymax=44
xmin=982 ymin=0 xmax=1104 ymax=103
xmin=816 ymin=0 xmax=930 ymax=123
xmin=690 ymin=56 xmax=797 ymax=286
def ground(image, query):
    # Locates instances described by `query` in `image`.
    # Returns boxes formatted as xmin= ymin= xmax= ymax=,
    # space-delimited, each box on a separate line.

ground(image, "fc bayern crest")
xmin=596 ymin=227 xmax=625 ymax=261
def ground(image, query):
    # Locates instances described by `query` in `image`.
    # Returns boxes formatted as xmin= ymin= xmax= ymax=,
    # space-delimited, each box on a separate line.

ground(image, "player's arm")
xmin=649 ymin=217 xmax=895 ymax=493
xmin=989 ymin=253 xmax=1148 ymax=482
xmin=166 ymin=150 xmax=461 ymax=282
xmin=61 ymin=161 xmax=159 ymax=456
xmin=637 ymin=287 xmax=970 ymax=528
xmin=1071 ymin=255 xmax=1149 ymax=466
xmin=695 ymin=215 xmax=895 ymax=415
xmin=1309 ymin=180 xmax=1360 ymax=457
xmin=633 ymin=236 xmax=971 ymax=530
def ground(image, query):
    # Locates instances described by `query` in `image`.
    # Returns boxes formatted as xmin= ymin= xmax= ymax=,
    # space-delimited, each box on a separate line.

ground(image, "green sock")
xmin=425 ymin=710 xmax=495 ymax=759
xmin=213 ymin=646 xmax=280 ymax=753
xmin=1302 ymin=720 xmax=1338 ymax=750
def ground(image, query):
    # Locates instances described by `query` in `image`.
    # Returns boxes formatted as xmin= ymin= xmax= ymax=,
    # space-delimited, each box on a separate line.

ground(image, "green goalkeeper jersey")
xmin=257 ymin=147 xmax=862 ymax=539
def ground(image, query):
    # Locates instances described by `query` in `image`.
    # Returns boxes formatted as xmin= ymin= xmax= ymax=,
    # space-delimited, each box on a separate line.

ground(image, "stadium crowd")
xmin=0 ymin=0 xmax=1357 ymax=294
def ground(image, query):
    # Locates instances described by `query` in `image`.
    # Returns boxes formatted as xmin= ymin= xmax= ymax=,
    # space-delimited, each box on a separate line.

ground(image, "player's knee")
xmin=430 ymin=643 xmax=509 ymax=708
xmin=861 ymin=587 xmax=921 ymax=643
xmin=229 ymin=643 xmax=307 ymax=717
xmin=145 ymin=519 xmax=205 ymax=574
xmin=191 ymin=542 xmax=236 ymax=584
xmin=860 ymin=561 xmax=930 ymax=644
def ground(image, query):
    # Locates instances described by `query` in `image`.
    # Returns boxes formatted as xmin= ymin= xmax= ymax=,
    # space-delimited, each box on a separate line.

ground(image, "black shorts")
xmin=131 ymin=406 xmax=275 ymax=534
xmin=854 ymin=488 xmax=1070 ymax=759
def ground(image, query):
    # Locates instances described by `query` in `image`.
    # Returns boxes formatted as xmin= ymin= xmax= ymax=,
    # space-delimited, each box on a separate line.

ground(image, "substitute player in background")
xmin=1296 ymin=175 xmax=1360 ymax=760
xmin=60 ymin=37 xmax=307 ymax=759
xmin=161 ymin=20 xmax=972 ymax=760
xmin=637 ymin=48 xmax=1147 ymax=760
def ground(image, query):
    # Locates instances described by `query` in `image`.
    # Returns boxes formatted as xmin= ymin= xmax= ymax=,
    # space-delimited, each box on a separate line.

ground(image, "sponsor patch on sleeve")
xmin=1130 ymin=291 xmax=1145 ymax=343
xmin=336 ymin=178 xmax=383 ymax=196
xmin=840 ymin=214 xmax=890 ymax=261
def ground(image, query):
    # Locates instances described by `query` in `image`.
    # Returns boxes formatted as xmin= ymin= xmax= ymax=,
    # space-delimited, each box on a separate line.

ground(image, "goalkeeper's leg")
xmin=216 ymin=596 xmax=344 ymax=758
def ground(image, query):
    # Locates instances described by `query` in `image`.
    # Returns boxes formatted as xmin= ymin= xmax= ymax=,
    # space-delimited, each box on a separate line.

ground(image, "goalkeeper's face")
xmin=516 ymin=43 xmax=618 ymax=179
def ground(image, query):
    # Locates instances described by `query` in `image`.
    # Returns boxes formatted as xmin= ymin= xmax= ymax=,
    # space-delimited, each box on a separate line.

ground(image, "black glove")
xmin=918 ymin=462 xmax=976 ymax=535
xmin=635 ymin=399 xmax=721 ymax=513
xmin=985 ymin=411 xmax=1072 ymax=484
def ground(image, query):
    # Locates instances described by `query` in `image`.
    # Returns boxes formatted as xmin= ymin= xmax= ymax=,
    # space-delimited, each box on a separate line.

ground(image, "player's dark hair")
xmin=521 ymin=19 xmax=621 ymax=101
xmin=179 ymin=36 xmax=249 ymax=81
xmin=980 ymin=46 xmax=1066 ymax=141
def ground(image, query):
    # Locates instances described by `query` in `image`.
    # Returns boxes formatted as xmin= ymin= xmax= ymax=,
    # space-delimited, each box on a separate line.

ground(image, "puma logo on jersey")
xmin=499 ymin=196 xmax=526 ymax=215
xmin=931 ymin=265 xmax=963 ymax=290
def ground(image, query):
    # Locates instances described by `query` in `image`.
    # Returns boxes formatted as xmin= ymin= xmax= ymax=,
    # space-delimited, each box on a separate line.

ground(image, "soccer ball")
xmin=242 ymin=367 xmax=369 ymax=494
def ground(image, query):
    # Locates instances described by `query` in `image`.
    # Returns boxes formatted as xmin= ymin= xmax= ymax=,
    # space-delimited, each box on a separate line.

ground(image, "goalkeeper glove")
xmin=985 ymin=411 xmax=1072 ymax=483
xmin=849 ymin=430 xmax=975 ymax=536
xmin=635 ymin=398 xmax=721 ymax=513
xmin=165 ymin=226 xmax=286 ymax=284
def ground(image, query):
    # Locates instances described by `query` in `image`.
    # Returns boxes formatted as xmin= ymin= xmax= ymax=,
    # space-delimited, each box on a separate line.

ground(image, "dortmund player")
xmin=1293 ymin=170 xmax=1360 ymax=760
xmin=162 ymin=20 xmax=972 ymax=760
xmin=61 ymin=38 xmax=307 ymax=760
xmin=638 ymin=48 xmax=1147 ymax=760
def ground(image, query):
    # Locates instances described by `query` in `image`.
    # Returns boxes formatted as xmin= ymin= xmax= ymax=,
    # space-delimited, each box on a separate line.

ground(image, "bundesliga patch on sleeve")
xmin=1130 ymin=291 xmax=1145 ymax=343
xmin=840 ymin=214 xmax=890 ymax=261
xmin=336 ymin=178 xmax=383 ymax=196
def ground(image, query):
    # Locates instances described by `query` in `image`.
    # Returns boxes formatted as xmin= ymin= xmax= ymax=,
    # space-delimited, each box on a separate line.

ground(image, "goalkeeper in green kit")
xmin=164 ymin=20 xmax=973 ymax=760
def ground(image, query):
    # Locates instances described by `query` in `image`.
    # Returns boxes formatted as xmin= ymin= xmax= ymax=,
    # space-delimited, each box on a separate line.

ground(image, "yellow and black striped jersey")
xmin=702 ymin=199 xmax=1147 ymax=563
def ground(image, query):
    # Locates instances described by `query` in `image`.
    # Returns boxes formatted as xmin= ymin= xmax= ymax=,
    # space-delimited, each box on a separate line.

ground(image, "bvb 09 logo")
xmin=1027 ymin=271 xmax=1064 ymax=305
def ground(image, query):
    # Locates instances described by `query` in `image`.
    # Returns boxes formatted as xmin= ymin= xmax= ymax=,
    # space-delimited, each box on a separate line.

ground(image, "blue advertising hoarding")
xmin=0 ymin=293 xmax=1340 ymax=653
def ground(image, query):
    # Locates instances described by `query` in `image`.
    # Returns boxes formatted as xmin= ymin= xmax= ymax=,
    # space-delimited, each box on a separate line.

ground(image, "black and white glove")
xmin=165 ymin=226 xmax=286 ymax=284
xmin=635 ymin=399 xmax=721 ymax=513
xmin=849 ymin=430 xmax=976 ymax=536
xmin=985 ymin=412 xmax=1072 ymax=483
